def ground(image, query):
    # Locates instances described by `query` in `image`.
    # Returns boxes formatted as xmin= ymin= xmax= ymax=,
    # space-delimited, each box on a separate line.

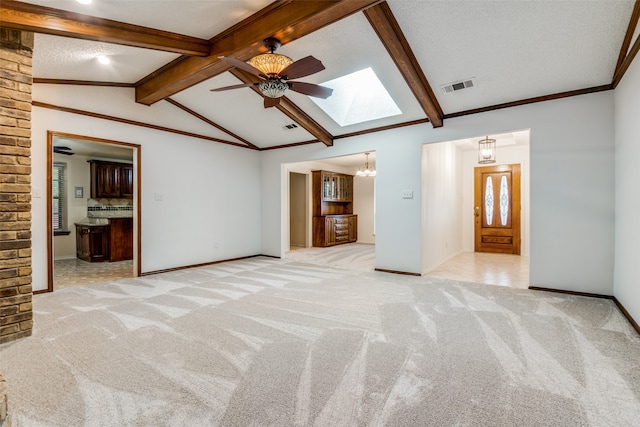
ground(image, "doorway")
xmin=421 ymin=131 xmax=530 ymax=287
xmin=46 ymin=131 xmax=141 ymax=292
xmin=474 ymin=163 xmax=521 ymax=255
xmin=289 ymin=172 xmax=308 ymax=249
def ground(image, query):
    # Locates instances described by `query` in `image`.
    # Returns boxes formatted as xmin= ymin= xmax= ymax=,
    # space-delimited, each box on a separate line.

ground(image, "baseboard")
xmin=529 ymin=286 xmax=639 ymax=335
xmin=612 ymin=297 xmax=640 ymax=335
xmin=528 ymin=286 xmax=614 ymax=300
xmin=374 ymin=268 xmax=421 ymax=276
xmin=141 ymin=254 xmax=269 ymax=276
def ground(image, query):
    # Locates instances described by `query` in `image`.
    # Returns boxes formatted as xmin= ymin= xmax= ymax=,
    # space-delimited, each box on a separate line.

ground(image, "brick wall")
xmin=0 ymin=28 xmax=33 ymax=345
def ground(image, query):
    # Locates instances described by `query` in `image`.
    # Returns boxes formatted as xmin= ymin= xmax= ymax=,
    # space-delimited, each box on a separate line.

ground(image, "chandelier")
xmin=356 ymin=152 xmax=376 ymax=177
xmin=478 ymin=136 xmax=496 ymax=164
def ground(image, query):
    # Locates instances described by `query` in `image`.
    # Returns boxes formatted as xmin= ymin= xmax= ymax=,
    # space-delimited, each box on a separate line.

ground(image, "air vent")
xmin=283 ymin=123 xmax=298 ymax=130
xmin=440 ymin=77 xmax=477 ymax=94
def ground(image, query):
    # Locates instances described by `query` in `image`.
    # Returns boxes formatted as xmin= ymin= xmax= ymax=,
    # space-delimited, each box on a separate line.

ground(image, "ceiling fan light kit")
xmin=258 ymin=79 xmax=289 ymax=98
xmin=212 ymin=37 xmax=333 ymax=108
xmin=248 ymin=55 xmax=293 ymax=77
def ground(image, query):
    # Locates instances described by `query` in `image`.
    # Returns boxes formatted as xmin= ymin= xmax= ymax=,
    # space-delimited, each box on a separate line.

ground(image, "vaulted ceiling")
xmin=2 ymin=0 xmax=639 ymax=150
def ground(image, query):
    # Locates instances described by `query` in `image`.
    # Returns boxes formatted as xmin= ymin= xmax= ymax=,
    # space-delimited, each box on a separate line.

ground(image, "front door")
xmin=474 ymin=164 xmax=521 ymax=255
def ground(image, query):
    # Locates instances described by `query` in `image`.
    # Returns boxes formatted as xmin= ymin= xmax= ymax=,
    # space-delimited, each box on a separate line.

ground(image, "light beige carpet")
xmin=1 ymin=256 xmax=639 ymax=426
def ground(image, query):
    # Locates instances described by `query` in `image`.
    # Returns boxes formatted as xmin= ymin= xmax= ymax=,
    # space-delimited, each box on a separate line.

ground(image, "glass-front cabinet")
xmin=322 ymin=172 xmax=353 ymax=202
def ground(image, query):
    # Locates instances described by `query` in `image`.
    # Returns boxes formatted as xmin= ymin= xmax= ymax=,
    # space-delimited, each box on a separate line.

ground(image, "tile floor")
xmin=287 ymin=244 xmax=529 ymax=289
xmin=53 ymin=258 xmax=134 ymax=291
xmin=424 ymin=251 xmax=530 ymax=289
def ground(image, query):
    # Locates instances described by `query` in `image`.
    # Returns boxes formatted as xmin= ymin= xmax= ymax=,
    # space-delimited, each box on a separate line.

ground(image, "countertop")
xmin=74 ymin=216 xmax=132 ymax=226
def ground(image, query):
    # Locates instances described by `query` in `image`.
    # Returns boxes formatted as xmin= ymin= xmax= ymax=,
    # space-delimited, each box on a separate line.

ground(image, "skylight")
xmin=310 ymin=67 xmax=401 ymax=127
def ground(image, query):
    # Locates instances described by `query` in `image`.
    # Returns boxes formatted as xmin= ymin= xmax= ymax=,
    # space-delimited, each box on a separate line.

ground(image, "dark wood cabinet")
xmin=75 ymin=218 xmax=133 ymax=263
xmin=109 ymin=218 xmax=133 ymax=262
xmin=75 ymin=224 xmax=109 ymax=262
xmin=89 ymin=160 xmax=134 ymax=199
xmin=313 ymin=215 xmax=357 ymax=247
xmin=119 ymin=165 xmax=134 ymax=199
xmin=312 ymin=170 xmax=357 ymax=247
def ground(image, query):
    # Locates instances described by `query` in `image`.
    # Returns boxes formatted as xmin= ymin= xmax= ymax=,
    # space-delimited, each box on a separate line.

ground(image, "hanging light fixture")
xmin=356 ymin=152 xmax=376 ymax=177
xmin=478 ymin=136 xmax=496 ymax=164
xmin=248 ymin=40 xmax=293 ymax=76
xmin=248 ymin=38 xmax=293 ymax=98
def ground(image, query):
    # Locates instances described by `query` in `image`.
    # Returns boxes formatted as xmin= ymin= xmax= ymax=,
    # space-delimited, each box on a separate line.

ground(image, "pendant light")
xmin=356 ymin=152 xmax=376 ymax=177
xmin=478 ymin=136 xmax=496 ymax=164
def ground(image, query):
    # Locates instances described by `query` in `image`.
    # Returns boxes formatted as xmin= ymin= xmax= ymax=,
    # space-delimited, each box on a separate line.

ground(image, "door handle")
xmin=474 ymin=206 xmax=480 ymax=217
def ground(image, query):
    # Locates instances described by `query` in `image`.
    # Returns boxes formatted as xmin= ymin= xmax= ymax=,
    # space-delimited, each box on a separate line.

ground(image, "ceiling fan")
xmin=53 ymin=146 xmax=74 ymax=155
xmin=211 ymin=38 xmax=333 ymax=108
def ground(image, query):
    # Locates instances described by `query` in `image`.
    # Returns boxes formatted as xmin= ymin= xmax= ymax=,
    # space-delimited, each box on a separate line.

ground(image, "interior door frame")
xmin=474 ymin=163 xmax=521 ymax=255
xmin=46 ymin=131 xmax=142 ymax=292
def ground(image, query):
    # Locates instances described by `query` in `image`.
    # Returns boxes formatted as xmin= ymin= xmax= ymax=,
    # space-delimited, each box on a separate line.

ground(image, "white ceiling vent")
xmin=440 ymin=77 xmax=477 ymax=94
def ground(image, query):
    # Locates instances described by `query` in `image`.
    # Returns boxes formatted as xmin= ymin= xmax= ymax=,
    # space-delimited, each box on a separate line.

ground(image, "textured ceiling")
xmin=14 ymin=0 xmax=637 ymax=151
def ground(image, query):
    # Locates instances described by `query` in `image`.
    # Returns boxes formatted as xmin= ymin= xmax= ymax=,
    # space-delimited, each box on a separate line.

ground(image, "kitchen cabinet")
xmin=109 ymin=217 xmax=133 ymax=262
xmin=89 ymin=160 xmax=134 ymax=199
xmin=75 ymin=218 xmax=133 ymax=262
xmin=75 ymin=224 xmax=109 ymax=262
xmin=119 ymin=165 xmax=134 ymax=198
xmin=312 ymin=170 xmax=357 ymax=247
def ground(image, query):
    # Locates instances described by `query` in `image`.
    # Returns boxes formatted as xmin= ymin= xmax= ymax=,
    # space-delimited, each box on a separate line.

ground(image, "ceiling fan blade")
xmin=280 ymin=56 xmax=325 ymax=80
xmin=219 ymin=56 xmax=265 ymax=78
xmin=54 ymin=146 xmax=72 ymax=150
xmin=287 ymin=81 xmax=333 ymax=99
xmin=210 ymin=83 xmax=257 ymax=92
xmin=53 ymin=148 xmax=74 ymax=155
xmin=264 ymin=97 xmax=280 ymax=108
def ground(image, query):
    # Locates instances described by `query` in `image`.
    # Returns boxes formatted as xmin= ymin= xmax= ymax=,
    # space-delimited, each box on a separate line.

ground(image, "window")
xmin=309 ymin=67 xmax=402 ymax=127
xmin=52 ymin=163 xmax=67 ymax=234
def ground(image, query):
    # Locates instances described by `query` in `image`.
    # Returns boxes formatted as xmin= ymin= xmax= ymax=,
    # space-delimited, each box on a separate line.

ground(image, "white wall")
xmin=461 ymin=142 xmax=530 ymax=257
xmin=614 ymin=54 xmax=640 ymax=322
xmin=262 ymin=91 xmax=615 ymax=289
xmin=353 ymin=176 xmax=375 ymax=244
xmin=32 ymin=87 xmax=262 ymax=292
xmin=421 ymin=141 xmax=463 ymax=273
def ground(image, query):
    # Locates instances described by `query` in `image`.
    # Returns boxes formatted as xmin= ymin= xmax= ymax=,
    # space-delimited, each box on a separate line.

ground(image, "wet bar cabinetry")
xmin=75 ymin=224 xmax=109 ymax=262
xmin=312 ymin=170 xmax=357 ymax=247
xmin=75 ymin=217 xmax=133 ymax=262
xmin=89 ymin=160 xmax=134 ymax=199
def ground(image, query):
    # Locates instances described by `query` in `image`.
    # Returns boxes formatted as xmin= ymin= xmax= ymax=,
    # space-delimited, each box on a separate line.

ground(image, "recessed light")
xmin=97 ymin=55 xmax=110 ymax=65
xmin=76 ymin=0 xmax=92 ymax=4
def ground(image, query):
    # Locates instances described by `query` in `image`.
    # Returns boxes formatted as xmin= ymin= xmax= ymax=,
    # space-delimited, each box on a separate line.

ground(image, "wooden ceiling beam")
xmin=0 ymin=0 xmax=209 ymax=56
xmin=165 ymin=98 xmax=259 ymax=150
xmin=613 ymin=0 xmax=640 ymax=87
xmin=135 ymin=0 xmax=384 ymax=106
xmin=229 ymin=69 xmax=334 ymax=147
xmin=363 ymin=1 xmax=444 ymax=128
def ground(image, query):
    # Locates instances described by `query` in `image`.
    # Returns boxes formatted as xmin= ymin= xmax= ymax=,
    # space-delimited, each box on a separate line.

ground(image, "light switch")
xmin=33 ymin=187 xmax=42 ymax=198
xmin=402 ymin=190 xmax=413 ymax=199
xmin=154 ymin=192 xmax=164 ymax=201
